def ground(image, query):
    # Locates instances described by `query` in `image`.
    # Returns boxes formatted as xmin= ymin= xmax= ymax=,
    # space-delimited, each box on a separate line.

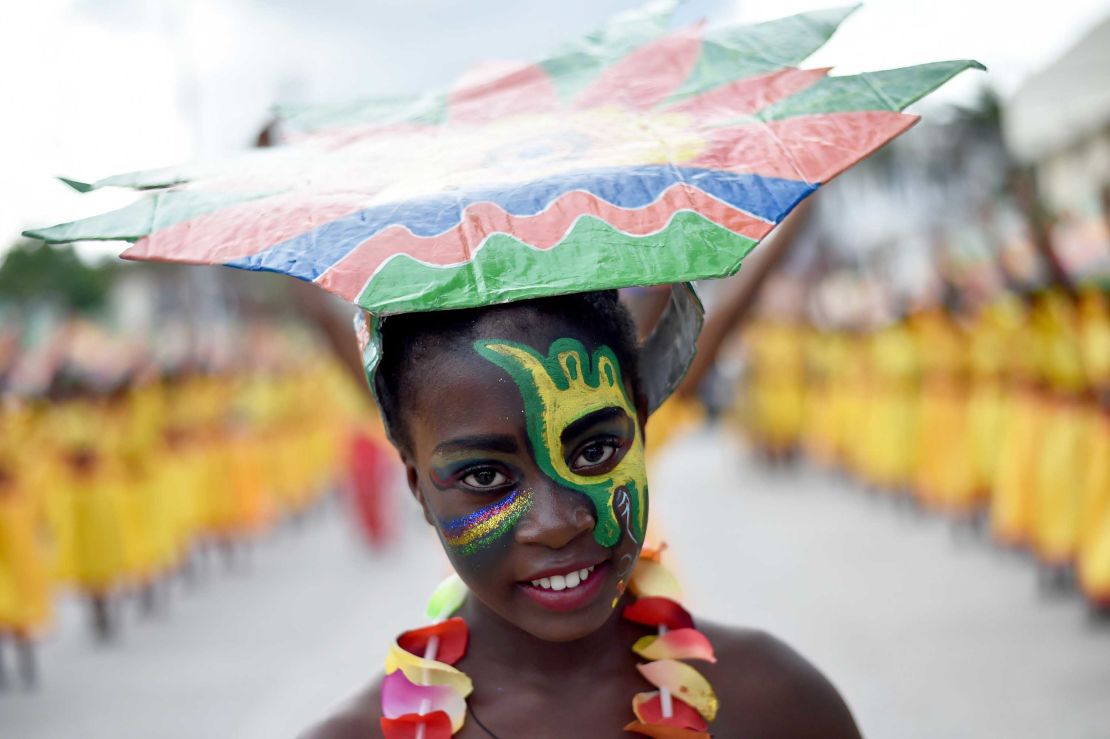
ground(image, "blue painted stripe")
xmin=227 ymin=165 xmax=814 ymax=280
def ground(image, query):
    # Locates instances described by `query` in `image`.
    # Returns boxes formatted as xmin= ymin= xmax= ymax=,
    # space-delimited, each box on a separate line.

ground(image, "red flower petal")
xmin=633 ymin=628 xmax=717 ymax=663
xmin=397 ymin=617 xmax=469 ymax=666
xmin=623 ymin=721 xmax=711 ymax=738
xmin=380 ymin=710 xmax=453 ymax=739
xmin=622 ymin=597 xmax=694 ymax=630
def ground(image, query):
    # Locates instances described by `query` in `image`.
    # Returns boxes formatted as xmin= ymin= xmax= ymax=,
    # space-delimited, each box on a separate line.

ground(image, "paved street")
xmin=3 ymin=425 xmax=1109 ymax=738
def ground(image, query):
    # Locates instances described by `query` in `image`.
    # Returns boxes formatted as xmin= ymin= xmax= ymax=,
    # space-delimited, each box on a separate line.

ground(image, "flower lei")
xmin=380 ymin=545 xmax=718 ymax=738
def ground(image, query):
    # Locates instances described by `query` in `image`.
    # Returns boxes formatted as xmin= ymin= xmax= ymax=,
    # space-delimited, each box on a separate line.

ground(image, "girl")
xmin=302 ymin=291 xmax=861 ymax=738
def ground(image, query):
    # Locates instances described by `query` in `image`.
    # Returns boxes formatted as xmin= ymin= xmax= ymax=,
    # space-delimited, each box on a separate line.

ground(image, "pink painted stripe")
xmin=664 ymin=67 xmax=829 ymax=119
xmin=120 ymin=192 xmax=373 ymax=265
xmin=574 ymin=27 xmax=704 ymax=111
xmin=448 ymin=61 xmax=560 ymax=125
xmin=315 ymin=183 xmax=775 ymax=301
xmin=691 ymin=110 xmax=917 ymax=184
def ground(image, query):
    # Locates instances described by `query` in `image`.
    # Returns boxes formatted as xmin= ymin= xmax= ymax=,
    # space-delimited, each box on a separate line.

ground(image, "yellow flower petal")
xmin=629 ymin=559 xmax=683 ymax=600
xmin=385 ymin=641 xmax=474 ymax=698
xmin=636 ymin=660 xmax=718 ymax=722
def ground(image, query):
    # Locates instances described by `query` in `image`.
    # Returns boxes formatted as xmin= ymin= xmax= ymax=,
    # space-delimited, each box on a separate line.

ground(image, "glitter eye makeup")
xmin=438 ymin=488 xmax=535 ymax=556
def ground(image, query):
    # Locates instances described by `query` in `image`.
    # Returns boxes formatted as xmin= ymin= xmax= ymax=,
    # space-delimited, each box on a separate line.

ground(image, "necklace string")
xmin=466 ymin=704 xmax=502 ymax=739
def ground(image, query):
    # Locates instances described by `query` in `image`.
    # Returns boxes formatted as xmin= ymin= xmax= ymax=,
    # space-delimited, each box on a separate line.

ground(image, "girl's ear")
xmin=404 ymin=461 xmax=436 ymax=527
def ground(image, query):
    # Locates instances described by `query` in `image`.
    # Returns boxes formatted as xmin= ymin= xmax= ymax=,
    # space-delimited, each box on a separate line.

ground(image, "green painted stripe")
xmin=664 ymin=5 xmax=858 ymax=105
xmin=759 ymin=59 xmax=985 ymax=119
xmin=353 ymin=210 xmax=757 ymax=314
xmin=277 ymin=92 xmax=447 ymax=134
xmin=22 ymin=190 xmax=273 ymax=244
xmin=58 ymin=177 xmax=94 ymax=193
xmin=541 ymin=0 xmax=678 ymax=102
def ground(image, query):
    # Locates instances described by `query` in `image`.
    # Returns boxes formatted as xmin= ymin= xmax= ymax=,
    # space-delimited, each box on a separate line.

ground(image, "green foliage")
xmin=0 ymin=240 xmax=119 ymax=312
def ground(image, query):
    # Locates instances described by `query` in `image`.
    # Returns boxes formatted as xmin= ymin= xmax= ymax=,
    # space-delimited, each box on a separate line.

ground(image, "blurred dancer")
xmin=0 ymin=407 xmax=52 ymax=687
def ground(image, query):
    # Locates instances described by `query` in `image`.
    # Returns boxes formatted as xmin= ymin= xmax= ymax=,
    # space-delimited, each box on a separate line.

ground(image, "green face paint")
xmin=474 ymin=338 xmax=647 ymax=547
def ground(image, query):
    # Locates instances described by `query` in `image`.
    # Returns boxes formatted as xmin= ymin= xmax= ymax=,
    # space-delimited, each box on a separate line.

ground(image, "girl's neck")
xmin=459 ymin=595 xmax=636 ymax=683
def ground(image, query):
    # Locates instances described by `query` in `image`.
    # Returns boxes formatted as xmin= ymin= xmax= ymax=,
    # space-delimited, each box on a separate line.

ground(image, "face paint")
xmin=474 ymin=338 xmax=647 ymax=548
xmin=438 ymin=488 xmax=534 ymax=556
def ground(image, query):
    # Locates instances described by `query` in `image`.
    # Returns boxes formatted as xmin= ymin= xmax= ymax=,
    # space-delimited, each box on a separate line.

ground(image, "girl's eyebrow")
xmin=560 ymin=407 xmax=630 ymax=445
xmin=433 ymin=434 xmax=519 ymax=456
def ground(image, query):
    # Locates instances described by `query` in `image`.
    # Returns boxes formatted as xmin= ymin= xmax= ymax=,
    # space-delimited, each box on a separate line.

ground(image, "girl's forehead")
xmin=405 ymin=347 xmax=530 ymax=458
xmin=404 ymin=326 xmax=623 ymax=455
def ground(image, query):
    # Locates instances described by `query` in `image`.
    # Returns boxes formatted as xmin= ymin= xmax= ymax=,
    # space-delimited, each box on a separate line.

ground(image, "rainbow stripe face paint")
xmin=474 ymin=338 xmax=647 ymax=548
xmin=439 ymin=488 xmax=535 ymax=556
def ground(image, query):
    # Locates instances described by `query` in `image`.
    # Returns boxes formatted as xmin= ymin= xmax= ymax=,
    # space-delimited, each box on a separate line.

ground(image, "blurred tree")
xmin=0 ymin=240 xmax=119 ymax=312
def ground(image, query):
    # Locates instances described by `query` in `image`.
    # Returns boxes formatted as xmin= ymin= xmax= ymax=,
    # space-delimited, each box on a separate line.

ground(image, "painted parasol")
xmin=27 ymin=3 xmax=981 ymax=321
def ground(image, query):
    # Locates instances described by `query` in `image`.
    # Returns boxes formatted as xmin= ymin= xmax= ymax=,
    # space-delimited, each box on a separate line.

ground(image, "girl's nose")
xmin=514 ymin=480 xmax=596 ymax=549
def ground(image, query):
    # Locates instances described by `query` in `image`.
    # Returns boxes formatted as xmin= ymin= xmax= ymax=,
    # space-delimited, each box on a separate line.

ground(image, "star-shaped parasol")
xmin=27 ymin=3 xmax=981 ymax=319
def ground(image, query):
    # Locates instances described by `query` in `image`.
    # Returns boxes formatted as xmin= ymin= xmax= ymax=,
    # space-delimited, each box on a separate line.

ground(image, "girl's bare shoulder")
xmin=696 ymin=620 xmax=862 ymax=739
xmin=297 ymin=678 xmax=383 ymax=739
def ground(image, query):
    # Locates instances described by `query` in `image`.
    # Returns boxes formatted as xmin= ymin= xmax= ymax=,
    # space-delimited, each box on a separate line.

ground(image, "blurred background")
xmin=1 ymin=1 xmax=1109 ymax=737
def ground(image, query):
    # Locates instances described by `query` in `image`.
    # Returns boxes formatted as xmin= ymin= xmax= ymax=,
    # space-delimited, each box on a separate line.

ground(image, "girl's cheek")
xmin=435 ymin=488 xmax=534 ymax=572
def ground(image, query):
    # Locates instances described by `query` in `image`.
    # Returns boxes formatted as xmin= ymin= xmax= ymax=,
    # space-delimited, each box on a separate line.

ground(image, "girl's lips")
xmin=517 ymin=561 xmax=611 ymax=612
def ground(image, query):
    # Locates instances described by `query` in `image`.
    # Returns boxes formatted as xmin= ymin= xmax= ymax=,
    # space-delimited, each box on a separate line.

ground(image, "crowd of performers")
xmin=0 ymin=320 xmax=384 ymax=688
xmin=738 ymin=286 xmax=1110 ymax=610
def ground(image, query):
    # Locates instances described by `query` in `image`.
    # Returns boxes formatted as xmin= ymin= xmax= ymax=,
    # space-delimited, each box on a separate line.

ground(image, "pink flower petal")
xmin=381 ymin=671 xmax=467 ymax=732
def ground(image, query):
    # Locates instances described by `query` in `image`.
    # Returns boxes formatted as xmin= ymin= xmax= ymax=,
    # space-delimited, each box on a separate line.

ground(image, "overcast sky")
xmin=2 ymin=0 xmax=1107 ymax=258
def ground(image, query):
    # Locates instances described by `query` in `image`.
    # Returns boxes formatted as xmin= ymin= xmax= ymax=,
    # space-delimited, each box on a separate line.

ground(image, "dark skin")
xmin=302 ymin=312 xmax=860 ymax=739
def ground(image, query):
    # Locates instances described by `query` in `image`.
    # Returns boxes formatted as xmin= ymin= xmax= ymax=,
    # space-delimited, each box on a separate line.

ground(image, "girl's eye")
xmin=461 ymin=468 xmax=510 ymax=490
xmin=571 ymin=440 xmax=619 ymax=472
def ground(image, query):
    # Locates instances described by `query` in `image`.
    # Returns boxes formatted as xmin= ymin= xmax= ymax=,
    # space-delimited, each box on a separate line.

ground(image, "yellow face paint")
xmin=474 ymin=338 xmax=646 ymax=547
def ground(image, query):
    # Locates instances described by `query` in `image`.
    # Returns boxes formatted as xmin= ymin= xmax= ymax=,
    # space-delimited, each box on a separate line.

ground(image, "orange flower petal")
xmin=633 ymin=628 xmax=716 ymax=663
xmin=637 ymin=660 xmax=719 ymax=722
xmin=632 ymin=691 xmax=708 ymax=730
xmin=397 ymin=617 xmax=469 ymax=666
xmin=623 ymin=597 xmax=694 ymax=630
xmin=629 ymin=559 xmax=683 ymax=600
xmin=639 ymin=541 xmax=668 ymax=563
xmin=623 ymin=721 xmax=711 ymax=738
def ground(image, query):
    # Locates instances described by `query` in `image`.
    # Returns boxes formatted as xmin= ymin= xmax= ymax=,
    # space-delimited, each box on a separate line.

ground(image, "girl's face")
xmin=403 ymin=324 xmax=647 ymax=642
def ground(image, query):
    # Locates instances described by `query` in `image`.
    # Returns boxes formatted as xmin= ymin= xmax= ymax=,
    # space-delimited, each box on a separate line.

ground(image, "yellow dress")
xmin=1030 ymin=293 xmax=1086 ymax=565
xmin=1078 ymin=412 xmax=1110 ymax=603
xmin=48 ymin=401 xmax=131 ymax=594
xmin=801 ymin=331 xmax=846 ymax=467
xmin=743 ymin=321 xmax=806 ymax=455
xmin=67 ymin=464 xmax=129 ymax=595
xmin=0 ymin=476 xmax=53 ymax=637
xmin=989 ymin=300 xmax=1042 ymax=547
xmin=865 ymin=323 xmax=919 ymax=491
xmin=1077 ymin=289 xmax=1110 ymax=601
xmin=965 ymin=300 xmax=1019 ymax=506
xmin=911 ymin=311 xmax=975 ymax=513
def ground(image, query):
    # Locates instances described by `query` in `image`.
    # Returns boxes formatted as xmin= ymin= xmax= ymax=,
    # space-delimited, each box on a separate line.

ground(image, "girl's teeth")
xmin=530 ymin=565 xmax=599 ymax=590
